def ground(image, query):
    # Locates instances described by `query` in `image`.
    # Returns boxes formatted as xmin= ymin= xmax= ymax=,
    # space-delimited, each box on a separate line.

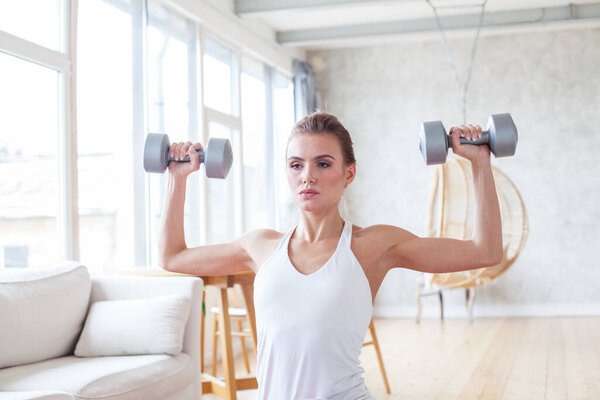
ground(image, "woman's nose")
xmin=301 ymin=166 xmax=315 ymax=183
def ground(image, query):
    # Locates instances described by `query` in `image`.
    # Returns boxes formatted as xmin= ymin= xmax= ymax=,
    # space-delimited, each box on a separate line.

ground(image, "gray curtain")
xmin=293 ymin=60 xmax=322 ymax=122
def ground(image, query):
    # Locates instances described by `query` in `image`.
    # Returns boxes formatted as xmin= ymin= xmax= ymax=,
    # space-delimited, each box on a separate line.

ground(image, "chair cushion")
xmin=0 ymin=353 xmax=192 ymax=400
xmin=0 ymin=262 xmax=91 ymax=368
xmin=74 ymin=294 xmax=190 ymax=357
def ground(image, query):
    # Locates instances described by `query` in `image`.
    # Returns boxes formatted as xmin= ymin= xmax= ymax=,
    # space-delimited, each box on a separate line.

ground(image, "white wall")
xmin=307 ymin=27 xmax=600 ymax=318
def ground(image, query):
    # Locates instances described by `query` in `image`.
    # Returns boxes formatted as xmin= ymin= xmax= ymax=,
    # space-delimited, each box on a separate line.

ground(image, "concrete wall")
xmin=307 ymin=27 xmax=600 ymax=318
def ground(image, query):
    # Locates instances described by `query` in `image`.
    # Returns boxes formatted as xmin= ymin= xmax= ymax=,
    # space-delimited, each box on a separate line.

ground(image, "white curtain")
xmin=293 ymin=60 xmax=322 ymax=121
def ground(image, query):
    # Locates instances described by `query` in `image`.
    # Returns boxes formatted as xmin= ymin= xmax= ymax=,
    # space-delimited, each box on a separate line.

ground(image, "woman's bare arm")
xmin=157 ymin=141 xmax=266 ymax=276
xmin=158 ymin=173 xmax=273 ymax=275
xmin=378 ymin=166 xmax=501 ymax=274
xmin=381 ymin=126 xmax=504 ymax=274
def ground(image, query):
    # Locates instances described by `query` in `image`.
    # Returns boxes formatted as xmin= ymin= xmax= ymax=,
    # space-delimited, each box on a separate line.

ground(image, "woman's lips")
xmin=299 ymin=189 xmax=318 ymax=198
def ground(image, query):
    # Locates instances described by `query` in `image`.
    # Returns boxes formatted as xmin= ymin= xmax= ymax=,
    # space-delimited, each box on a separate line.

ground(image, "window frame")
xmin=0 ymin=0 xmax=79 ymax=262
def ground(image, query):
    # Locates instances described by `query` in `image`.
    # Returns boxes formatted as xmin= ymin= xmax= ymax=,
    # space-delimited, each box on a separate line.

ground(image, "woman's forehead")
xmin=287 ymin=134 xmax=340 ymax=156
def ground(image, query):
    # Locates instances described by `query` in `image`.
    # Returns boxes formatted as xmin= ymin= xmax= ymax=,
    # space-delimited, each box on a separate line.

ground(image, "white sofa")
xmin=0 ymin=263 xmax=203 ymax=400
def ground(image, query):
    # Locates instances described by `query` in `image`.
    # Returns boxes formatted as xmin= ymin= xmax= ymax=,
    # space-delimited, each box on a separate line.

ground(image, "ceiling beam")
xmin=276 ymin=3 xmax=600 ymax=47
xmin=236 ymin=0 xmax=403 ymax=15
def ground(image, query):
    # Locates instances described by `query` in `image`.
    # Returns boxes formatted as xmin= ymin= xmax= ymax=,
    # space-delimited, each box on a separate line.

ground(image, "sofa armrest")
xmin=90 ymin=273 xmax=203 ymax=400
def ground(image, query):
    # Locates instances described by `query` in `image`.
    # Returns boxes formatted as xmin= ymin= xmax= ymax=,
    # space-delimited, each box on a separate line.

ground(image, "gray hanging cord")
xmin=425 ymin=0 xmax=490 ymax=124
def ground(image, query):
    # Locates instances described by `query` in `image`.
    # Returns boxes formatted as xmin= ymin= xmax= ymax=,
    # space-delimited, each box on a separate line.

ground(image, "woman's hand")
xmin=168 ymin=141 xmax=204 ymax=179
xmin=449 ymin=124 xmax=490 ymax=163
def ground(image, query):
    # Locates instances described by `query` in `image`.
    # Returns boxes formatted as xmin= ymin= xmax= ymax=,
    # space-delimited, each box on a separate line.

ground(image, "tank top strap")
xmin=277 ymin=223 xmax=298 ymax=252
xmin=339 ymin=220 xmax=353 ymax=250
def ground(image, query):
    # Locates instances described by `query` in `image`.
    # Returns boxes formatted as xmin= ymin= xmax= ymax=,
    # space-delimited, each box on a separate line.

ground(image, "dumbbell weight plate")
xmin=419 ymin=120 xmax=448 ymax=165
xmin=205 ymin=138 xmax=233 ymax=179
xmin=487 ymin=113 xmax=518 ymax=158
xmin=143 ymin=133 xmax=170 ymax=173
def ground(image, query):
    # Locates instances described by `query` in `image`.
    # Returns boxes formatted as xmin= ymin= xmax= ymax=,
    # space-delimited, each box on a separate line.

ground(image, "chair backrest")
xmin=426 ymin=158 xmax=529 ymax=288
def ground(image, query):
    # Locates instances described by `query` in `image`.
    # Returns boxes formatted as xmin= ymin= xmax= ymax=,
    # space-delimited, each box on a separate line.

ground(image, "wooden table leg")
xmin=240 ymin=283 xmax=257 ymax=350
xmin=218 ymin=287 xmax=237 ymax=400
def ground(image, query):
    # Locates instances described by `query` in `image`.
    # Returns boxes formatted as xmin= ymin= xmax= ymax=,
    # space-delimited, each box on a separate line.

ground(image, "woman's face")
xmin=286 ymin=133 xmax=355 ymax=213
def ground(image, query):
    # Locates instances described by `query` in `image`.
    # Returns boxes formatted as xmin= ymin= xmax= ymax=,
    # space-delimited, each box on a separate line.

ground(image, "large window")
xmin=203 ymin=35 xmax=243 ymax=244
xmin=273 ymin=72 xmax=296 ymax=231
xmin=0 ymin=53 xmax=61 ymax=268
xmin=146 ymin=3 xmax=201 ymax=265
xmin=0 ymin=0 xmax=72 ymax=270
xmin=1 ymin=0 xmax=296 ymax=271
xmin=77 ymin=0 xmax=135 ymax=273
xmin=204 ymin=36 xmax=238 ymax=116
xmin=0 ymin=0 xmax=63 ymax=51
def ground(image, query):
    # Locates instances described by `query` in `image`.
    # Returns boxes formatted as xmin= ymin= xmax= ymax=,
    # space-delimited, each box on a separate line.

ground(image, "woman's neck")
xmin=294 ymin=212 xmax=345 ymax=244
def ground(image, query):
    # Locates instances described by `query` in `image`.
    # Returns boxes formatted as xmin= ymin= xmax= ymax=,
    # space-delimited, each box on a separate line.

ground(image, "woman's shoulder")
xmin=237 ymin=228 xmax=286 ymax=273
xmin=239 ymin=228 xmax=284 ymax=248
xmin=350 ymin=222 xmax=411 ymax=239
xmin=350 ymin=223 xmax=416 ymax=256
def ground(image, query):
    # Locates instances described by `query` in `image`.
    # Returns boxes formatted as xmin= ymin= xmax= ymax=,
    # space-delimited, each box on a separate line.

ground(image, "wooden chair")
xmin=417 ymin=158 xmax=529 ymax=323
xmin=210 ymin=285 xmax=256 ymax=376
xmin=362 ymin=319 xmax=391 ymax=394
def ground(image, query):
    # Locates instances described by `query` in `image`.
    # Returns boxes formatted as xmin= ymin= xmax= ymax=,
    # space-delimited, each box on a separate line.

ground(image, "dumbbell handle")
xmin=168 ymin=151 xmax=205 ymax=164
xmin=448 ymin=131 xmax=490 ymax=147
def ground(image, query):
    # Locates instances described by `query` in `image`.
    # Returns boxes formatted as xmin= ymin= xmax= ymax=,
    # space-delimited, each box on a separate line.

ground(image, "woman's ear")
xmin=345 ymin=163 xmax=356 ymax=186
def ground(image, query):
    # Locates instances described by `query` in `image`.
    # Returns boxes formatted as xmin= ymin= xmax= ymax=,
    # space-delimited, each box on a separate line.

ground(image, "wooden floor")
xmin=203 ymin=317 xmax=600 ymax=400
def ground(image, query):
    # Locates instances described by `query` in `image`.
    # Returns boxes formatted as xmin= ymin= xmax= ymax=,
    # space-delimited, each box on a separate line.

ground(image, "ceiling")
xmin=234 ymin=0 xmax=600 ymax=49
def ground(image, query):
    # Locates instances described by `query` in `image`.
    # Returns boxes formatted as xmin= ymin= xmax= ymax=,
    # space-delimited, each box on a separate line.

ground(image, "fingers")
xmin=187 ymin=142 xmax=204 ymax=170
xmin=449 ymin=124 xmax=483 ymax=141
xmin=169 ymin=142 xmax=187 ymax=161
xmin=168 ymin=141 xmax=204 ymax=161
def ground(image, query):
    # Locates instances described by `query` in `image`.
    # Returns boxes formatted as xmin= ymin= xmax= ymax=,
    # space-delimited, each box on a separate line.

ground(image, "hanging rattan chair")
xmin=416 ymin=157 xmax=529 ymax=323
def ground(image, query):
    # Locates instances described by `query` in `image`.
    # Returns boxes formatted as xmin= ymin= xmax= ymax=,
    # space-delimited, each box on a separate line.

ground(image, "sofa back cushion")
xmin=0 ymin=262 xmax=91 ymax=368
xmin=74 ymin=294 xmax=191 ymax=357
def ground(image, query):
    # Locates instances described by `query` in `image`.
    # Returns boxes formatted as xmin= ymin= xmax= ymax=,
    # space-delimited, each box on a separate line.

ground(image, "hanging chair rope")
xmin=424 ymin=0 xmax=491 ymax=124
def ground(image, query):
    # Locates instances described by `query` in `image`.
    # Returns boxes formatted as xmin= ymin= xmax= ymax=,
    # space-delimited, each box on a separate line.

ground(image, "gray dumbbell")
xmin=418 ymin=113 xmax=518 ymax=165
xmin=143 ymin=133 xmax=233 ymax=179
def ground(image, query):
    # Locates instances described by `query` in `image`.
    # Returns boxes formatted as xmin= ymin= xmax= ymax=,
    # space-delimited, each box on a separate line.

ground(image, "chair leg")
xmin=439 ymin=290 xmax=444 ymax=321
xmin=212 ymin=312 xmax=219 ymax=377
xmin=416 ymin=284 xmax=422 ymax=324
xmin=369 ymin=320 xmax=391 ymax=394
xmin=200 ymin=289 xmax=206 ymax=373
xmin=466 ymin=287 xmax=476 ymax=323
xmin=237 ymin=319 xmax=251 ymax=373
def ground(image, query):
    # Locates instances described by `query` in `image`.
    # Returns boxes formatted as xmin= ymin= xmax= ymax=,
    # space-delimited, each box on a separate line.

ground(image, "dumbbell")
xmin=143 ymin=133 xmax=233 ymax=179
xmin=418 ymin=113 xmax=518 ymax=165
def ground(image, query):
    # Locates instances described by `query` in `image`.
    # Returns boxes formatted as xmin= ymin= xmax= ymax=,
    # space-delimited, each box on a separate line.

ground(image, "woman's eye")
xmin=319 ymin=162 xmax=330 ymax=168
xmin=290 ymin=163 xmax=301 ymax=169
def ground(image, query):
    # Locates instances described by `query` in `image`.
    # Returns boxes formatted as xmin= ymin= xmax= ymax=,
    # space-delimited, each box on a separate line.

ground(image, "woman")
xmin=159 ymin=111 xmax=503 ymax=399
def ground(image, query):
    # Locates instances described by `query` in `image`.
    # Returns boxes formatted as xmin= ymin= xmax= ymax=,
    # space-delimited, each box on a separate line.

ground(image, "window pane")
xmin=146 ymin=6 xmax=199 ymax=267
xmin=147 ymin=23 xmax=190 ymax=138
xmin=273 ymin=73 xmax=296 ymax=230
xmin=0 ymin=52 xmax=60 ymax=268
xmin=77 ymin=0 xmax=133 ymax=273
xmin=0 ymin=0 xmax=62 ymax=51
xmin=204 ymin=37 xmax=237 ymax=115
xmin=241 ymin=58 xmax=268 ymax=231
xmin=207 ymin=122 xmax=239 ymax=243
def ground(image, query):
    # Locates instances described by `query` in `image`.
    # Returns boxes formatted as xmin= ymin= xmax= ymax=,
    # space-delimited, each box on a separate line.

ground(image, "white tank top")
xmin=253 ymin=220 xmax=375 ymax=400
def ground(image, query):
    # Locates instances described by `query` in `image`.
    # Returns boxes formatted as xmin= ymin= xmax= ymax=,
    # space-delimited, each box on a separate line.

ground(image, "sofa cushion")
xmin=0 ymin=263 xmax=91 ymax=369
xmin=74 ymin=294 xmax=191 ymax=357
xmin=0 ymin=354 xmax=192 ymax=400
